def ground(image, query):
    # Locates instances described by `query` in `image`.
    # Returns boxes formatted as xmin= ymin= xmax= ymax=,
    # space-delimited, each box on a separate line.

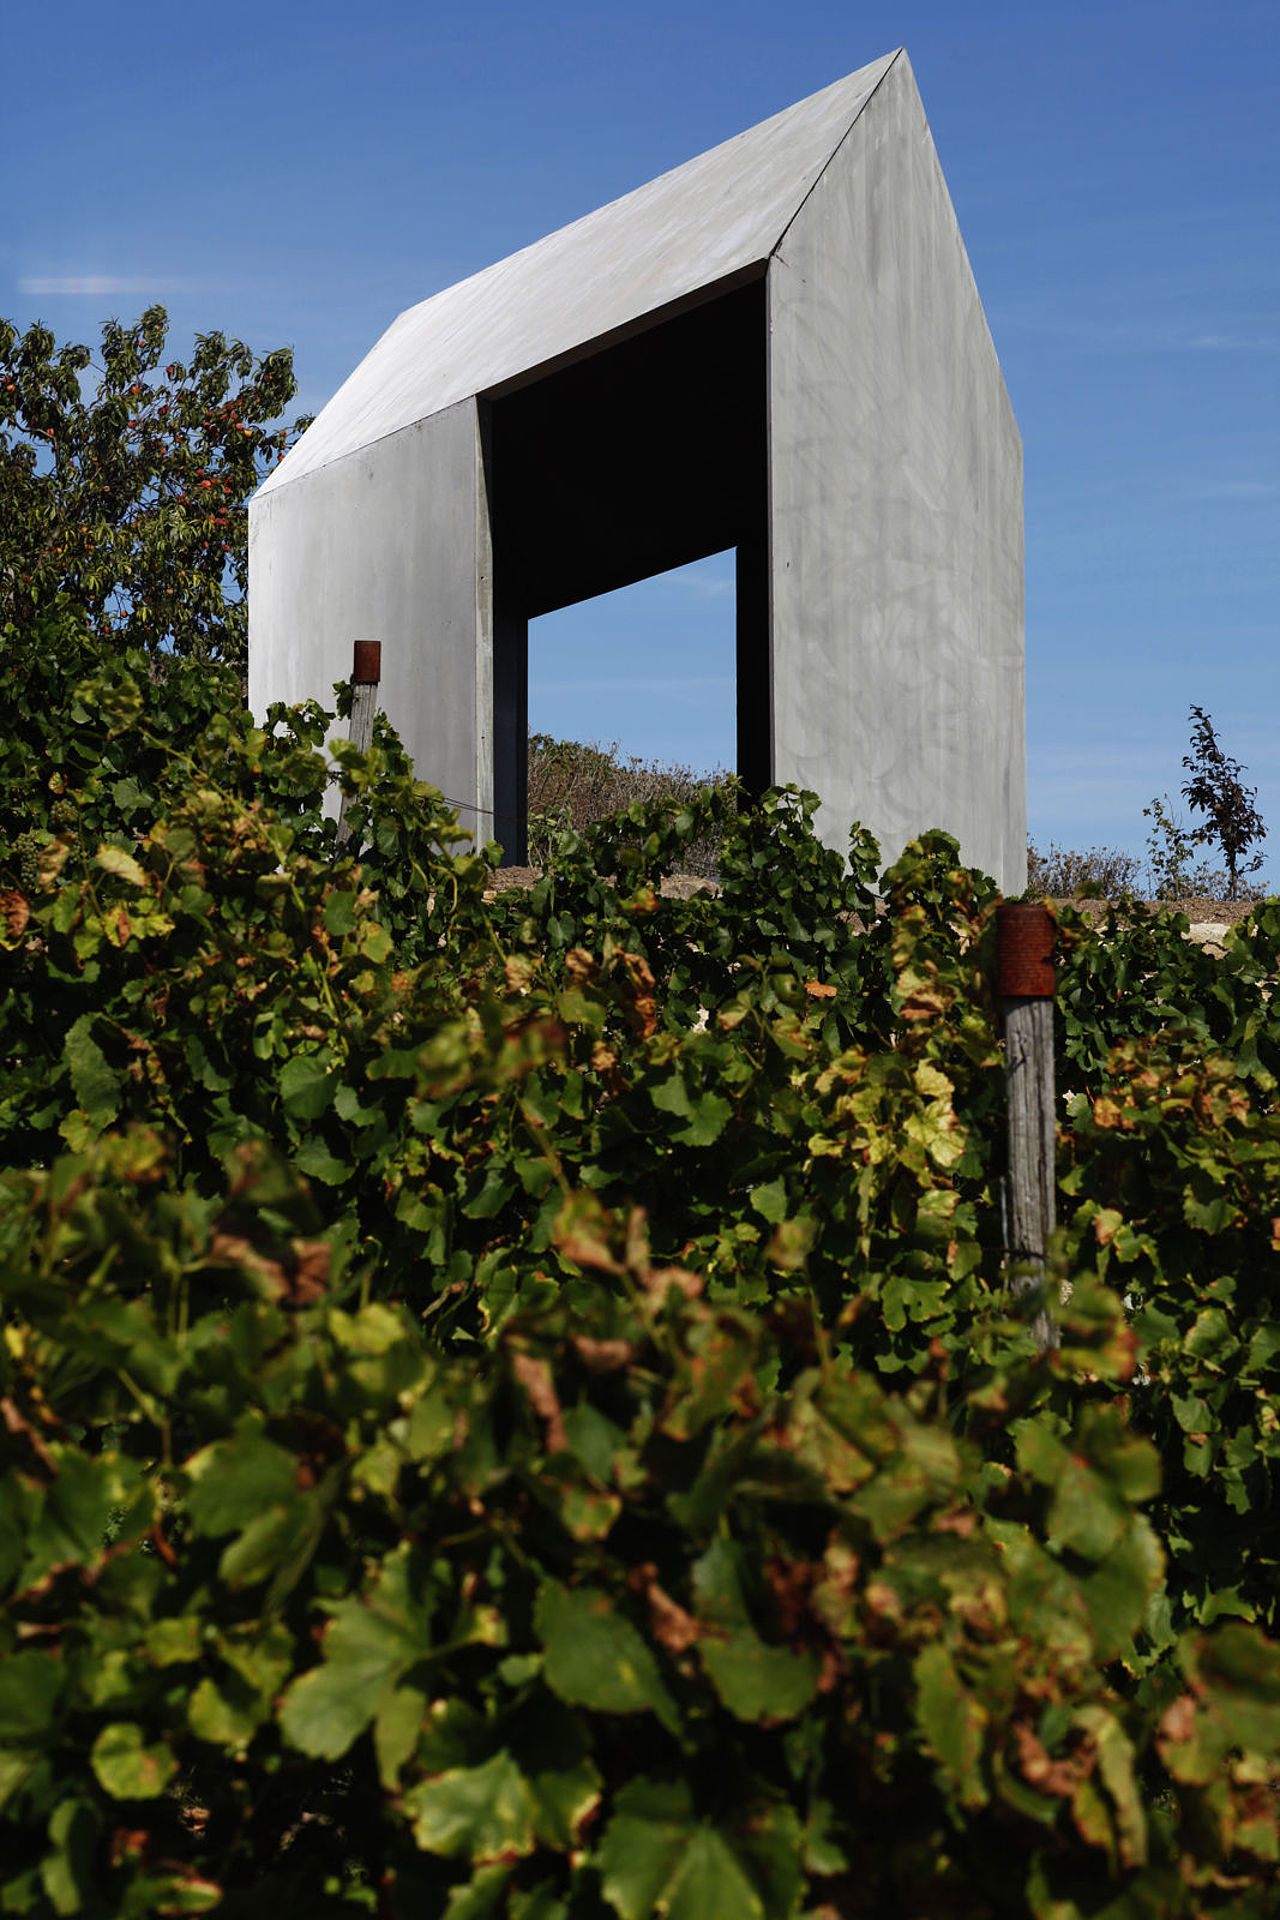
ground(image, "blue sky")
xmin=5 ymin=0 xmax=1277 ymax=882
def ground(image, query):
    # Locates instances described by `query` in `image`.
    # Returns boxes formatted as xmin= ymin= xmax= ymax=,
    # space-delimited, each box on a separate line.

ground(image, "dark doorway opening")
xmin=483 ymin=274 xmax=770 ymax=859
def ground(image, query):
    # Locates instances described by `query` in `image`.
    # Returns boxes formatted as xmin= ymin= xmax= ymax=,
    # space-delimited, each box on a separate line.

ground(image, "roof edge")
xmin=388 ymin=49 xmax=904 ymax=344
xmin=255 ymin=50 xmax=905 ymax=500
xmin=769 ymin=46 xmax=904 ymax=259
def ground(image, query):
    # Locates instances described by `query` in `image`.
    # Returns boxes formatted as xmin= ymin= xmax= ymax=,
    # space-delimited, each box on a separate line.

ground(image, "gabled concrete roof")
xmin=260 ymin=49 xmax=901 ymax=496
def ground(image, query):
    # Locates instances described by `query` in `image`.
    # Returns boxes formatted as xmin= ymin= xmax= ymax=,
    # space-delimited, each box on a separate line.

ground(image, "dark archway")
xmin=483 ymin=275 xmax=770 ymax=858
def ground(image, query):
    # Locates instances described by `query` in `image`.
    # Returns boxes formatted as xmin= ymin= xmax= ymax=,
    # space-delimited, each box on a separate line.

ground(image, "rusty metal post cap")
xmin=996 ymin=901 xmax=1055 ymax=997
xmin=352 ymin=640 xmax=382 ymax=685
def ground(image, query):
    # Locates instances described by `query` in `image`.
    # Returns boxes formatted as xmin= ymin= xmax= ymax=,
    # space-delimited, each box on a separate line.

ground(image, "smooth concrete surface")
xmin=768 ymin=52 xmax=1026 ymax=887
xmin=248 ymin=401 xmax=495 ymax=838
xmin=250 ymin=48 xmax=1025 ymax=889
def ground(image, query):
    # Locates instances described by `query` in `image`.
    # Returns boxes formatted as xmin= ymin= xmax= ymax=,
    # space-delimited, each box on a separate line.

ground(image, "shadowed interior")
xmin=483 ymin=275 xmax=770 ymax=859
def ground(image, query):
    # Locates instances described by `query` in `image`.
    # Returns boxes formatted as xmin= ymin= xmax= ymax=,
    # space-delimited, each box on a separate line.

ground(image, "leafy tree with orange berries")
xmin=0 ymin=306 xmax=310 ymax=667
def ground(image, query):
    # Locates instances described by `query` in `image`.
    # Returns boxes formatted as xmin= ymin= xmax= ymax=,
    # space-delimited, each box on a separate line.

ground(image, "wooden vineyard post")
xmin=996 ymin=901 xmax=1057 ymax=1349
xmin=336 ymin=641 xmax=381 ymax=850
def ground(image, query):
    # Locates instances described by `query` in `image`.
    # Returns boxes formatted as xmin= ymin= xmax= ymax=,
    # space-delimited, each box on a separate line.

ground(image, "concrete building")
xmin=249 ymin=48 xmax=1025 ymax=887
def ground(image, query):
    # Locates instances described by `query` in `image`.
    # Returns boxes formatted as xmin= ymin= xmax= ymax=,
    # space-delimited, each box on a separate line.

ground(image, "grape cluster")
xmin=14 ymin=830 xmax=43 ymax=892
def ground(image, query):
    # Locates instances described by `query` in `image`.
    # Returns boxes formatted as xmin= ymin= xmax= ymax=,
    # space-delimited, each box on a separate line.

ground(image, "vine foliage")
xmin=1 ymin=616 xmax=1278 ymax=1917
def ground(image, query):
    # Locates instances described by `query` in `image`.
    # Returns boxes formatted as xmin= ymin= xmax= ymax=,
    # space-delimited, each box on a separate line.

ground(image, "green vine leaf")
xmin=535 ymin=1582 xmax=680 ymax=1734
xmin=89 ymin=1724 xmax=177 ymax=1800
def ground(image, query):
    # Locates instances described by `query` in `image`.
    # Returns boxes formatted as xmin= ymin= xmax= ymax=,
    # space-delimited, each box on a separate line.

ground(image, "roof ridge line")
xmin=769 ymin=47 xmax=903 ymax=261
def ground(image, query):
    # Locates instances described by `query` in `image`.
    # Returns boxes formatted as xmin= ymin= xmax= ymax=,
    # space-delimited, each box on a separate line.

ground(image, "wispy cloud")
xmin=1184 ymin=332 xmax=1280 ymax=353
xmin=990 ymin=309 xmax=1280 ymax=355
xmin=622 ymin=564 xmax=734 ymax=603
xmin=682 ymin=572 xmax=733 ymax=602
xmin=1189 ymin=479 xmax=1278 ymax=502
xmin=18 ymin=273 xmax=219 ymax=296
xmin=535 ymin=675 xmax=733 ymax=695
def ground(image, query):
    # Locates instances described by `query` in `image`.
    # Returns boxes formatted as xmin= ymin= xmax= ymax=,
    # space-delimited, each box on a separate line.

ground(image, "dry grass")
xmin=1027 ymin=837 xmax=1268 ymax=906
xmin=526 ymin=733 xmax=733 ymax=877
xmin=1026 ymin=839 xmax=1143 ymax=899
xmin=518 ymin=763 xmax=1270 ymax=904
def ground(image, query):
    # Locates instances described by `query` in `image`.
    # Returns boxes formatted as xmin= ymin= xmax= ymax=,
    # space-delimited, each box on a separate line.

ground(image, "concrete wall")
xmin=248 ymin=53 xmax=1025 ymax=887
xmin=247 ymin=401 xmax=494 ymax=838
xmin=767 ymin=53 xmax=1025 ymax=889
